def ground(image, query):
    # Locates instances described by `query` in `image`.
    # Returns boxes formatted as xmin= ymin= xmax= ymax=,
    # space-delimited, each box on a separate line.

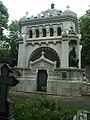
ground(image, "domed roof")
xmin=38 ymin=9 xmax=62 ymax=18
xmin=20 ymin=4 xmax=77 ymax=21
xmin=62 ymin=5 xmax=77 ymax=17
xmin=30 ymin=3 xmax=63 ymax=19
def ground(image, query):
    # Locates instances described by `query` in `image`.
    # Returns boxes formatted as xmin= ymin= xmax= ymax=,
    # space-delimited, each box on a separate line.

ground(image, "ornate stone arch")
xmin=28 ymin=47 xmax=60 ymax=68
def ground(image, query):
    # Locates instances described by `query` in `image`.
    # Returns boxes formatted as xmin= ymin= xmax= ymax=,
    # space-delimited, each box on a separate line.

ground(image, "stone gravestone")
xmin=76 ymin=110 xmax=87 ymax=120
xmin=79 ymin=111 xmax=87 ymax=120
xmin=0 ymin=64 xmax=19 ymax=120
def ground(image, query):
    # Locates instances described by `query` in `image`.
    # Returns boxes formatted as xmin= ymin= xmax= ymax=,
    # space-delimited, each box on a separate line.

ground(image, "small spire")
xmin=41 ymin=51 xmax=45 ymax=57
xmin=26 ymin=11 xmax=28 ymax=18
xmin=26 ymin=11 xmax=28 ymax=15
xmin=66 ymin=5 xmax=70 ymax=10
xmin=51 ymin=3 xmax=55 ymax=9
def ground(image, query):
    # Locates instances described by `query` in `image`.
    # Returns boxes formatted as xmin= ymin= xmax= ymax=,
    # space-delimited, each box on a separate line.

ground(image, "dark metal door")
xmin=37 ymin=70 xmax=47 ymax=92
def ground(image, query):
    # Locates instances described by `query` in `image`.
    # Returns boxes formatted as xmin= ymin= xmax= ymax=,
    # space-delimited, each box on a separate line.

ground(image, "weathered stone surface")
xmin=13 ymin=5 xmax=88 ymax=97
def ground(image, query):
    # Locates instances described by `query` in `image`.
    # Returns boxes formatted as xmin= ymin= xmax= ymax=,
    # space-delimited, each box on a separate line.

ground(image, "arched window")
xmin=35 ymin=29 xmax=39 ymax=38
xmin=57 ymin=27 xmax=61 ymax=36
xmin=50 ymin=28 xmax=54 ymax=36
xmin=42 ymin=28 xmax=46 ymax=37
xmin=29 ymin=30 xmax=33 ymax=38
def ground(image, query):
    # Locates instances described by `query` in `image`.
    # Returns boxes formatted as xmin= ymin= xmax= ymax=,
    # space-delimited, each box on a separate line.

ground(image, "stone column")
xmin=17 ymin=27 xmax=27 ymax=68
xmin=61 ymin=31 xmax=69 ymax=68
xmin=79 ymin=45 xmax=82 ymax=69
xmin=61 ymin=40 xmax=69 ymax=68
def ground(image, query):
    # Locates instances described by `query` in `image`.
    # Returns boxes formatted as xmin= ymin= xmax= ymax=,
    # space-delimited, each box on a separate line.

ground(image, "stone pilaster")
xmin=61 ymin=40 xmax=69 ymax=68
xmin=17 ymin=27 xmax=27 ymax=68
xmin=46 ymin=26 xmax=50 ymax=37
xmin=53 ymin=25 xmax=57 ymax=37
xmin=61 ymin=31 xmax=69 ymax=68
xmin=78 ymin=45 xmax=82 ymax=69
xmin=39 ymin=27 xmax=42 ymax=37
xmin=32 ymin=28 xmax=35 ymax=38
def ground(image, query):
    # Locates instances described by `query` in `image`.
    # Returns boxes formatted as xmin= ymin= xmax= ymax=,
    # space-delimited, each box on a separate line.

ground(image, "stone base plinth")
xmin=13 ymin=67 xmax=86 ymax=96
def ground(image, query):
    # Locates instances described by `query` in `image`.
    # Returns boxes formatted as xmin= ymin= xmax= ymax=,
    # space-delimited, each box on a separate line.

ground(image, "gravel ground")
xmin=9 ymin=91 xmax=90 ymax=110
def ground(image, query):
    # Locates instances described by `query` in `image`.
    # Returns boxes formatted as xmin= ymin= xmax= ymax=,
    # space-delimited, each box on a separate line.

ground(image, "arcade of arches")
xmin=29 ymin=27 xmax=61 ymax=38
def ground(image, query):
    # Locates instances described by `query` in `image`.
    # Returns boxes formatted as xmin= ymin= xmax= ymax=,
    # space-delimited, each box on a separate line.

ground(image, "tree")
xmin=0 ymin=2 xmax=19 ymax=64
xmin=79 ymin=9 xmax=90 ymax=68
xmin=8 ymin=20 xmax=19 ymax=56
xmin=0 ymin=1 xmax=10 ymax=62
xmin=0 ymin=1 xmax=9 ymax=39
xmin=7 ymin=20 xmax=19 ymax=66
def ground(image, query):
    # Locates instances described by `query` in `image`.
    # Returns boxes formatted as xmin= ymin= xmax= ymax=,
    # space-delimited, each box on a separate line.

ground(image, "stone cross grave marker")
xmin=0 ymin=64 xmax=19 ymax=120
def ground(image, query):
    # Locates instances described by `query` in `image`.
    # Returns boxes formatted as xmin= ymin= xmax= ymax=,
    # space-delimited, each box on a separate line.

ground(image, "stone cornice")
xmin=20 ymin=15 xmax=77 ymax=27
xmin=27 ymin=36 xmax=62 ymax=41
xmin=17 ymin=35 xmax=78 ymax=44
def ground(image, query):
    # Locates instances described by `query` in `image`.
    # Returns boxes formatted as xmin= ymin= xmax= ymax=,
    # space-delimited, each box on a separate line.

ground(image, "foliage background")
xmin=0 ymin=1 xmax=90 ymax=68
xmin=79 ymin=9 xmax=90 ymax=67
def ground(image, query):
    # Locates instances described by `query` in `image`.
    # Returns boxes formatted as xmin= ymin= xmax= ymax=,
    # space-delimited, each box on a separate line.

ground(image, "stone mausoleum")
xmin=14 ymin=4 xmax=90 ymax=96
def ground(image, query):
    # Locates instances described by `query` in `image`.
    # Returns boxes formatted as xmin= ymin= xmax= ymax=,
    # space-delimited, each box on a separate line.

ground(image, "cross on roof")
xmin=51 ymin=3 xmax=55 ymax=9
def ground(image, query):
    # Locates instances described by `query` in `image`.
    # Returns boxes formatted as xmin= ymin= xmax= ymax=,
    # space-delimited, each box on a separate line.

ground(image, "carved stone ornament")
xmin=49 ymin=70 xmax=61 ymax=76
xmin=31 ymin=61 xmax=54 ymax=71
xmin=25 ymin=69 xmax=36 ymax=75
xmin=28 ymin=55 xmax=57 ymax=76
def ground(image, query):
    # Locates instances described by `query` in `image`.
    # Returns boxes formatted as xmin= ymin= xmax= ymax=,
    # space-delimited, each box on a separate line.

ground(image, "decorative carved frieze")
xmin=31 ymin=61 xmax=54 ymax=70
xmin=20 ymin=17 xmax=76 ymax=27
xmin=25 ymin=69 xmax=36 ymax=75
xmin=49 ymin=70 xmax=61 ymax=76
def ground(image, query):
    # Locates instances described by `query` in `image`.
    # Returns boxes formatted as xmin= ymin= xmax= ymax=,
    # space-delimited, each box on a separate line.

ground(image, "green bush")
xmin=11 ymin=98 xmax=76 ymax=120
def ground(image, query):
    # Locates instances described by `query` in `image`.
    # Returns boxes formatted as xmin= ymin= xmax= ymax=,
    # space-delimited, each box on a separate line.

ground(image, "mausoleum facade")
xmin=14 ymin=4 xmax=90 ymax=96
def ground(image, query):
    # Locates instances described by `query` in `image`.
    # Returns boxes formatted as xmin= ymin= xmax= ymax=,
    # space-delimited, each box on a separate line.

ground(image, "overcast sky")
xmin=2 ymin=0 xmax=90 ymax=22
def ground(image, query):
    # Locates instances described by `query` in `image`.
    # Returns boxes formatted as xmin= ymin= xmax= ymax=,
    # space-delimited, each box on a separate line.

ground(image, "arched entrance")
xmin=37 ymin=69 xmax=47 ymax=92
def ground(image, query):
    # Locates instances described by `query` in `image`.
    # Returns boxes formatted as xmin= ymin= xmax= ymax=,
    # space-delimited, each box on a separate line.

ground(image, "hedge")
xmin=11 ymin=98 xmax=77 ymax=120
